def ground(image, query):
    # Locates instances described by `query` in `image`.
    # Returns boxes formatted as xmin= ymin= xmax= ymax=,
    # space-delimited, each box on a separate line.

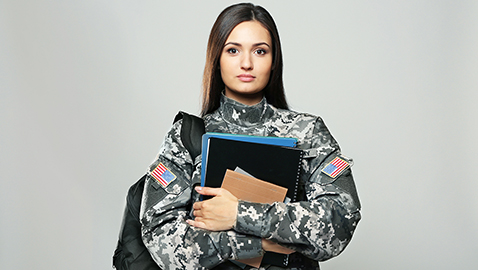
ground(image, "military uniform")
xmin=140 ymin=94 xmax=361 ymax=270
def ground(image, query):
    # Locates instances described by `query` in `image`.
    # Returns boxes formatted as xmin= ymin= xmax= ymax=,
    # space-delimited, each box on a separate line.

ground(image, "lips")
xmin=237 ymin=74 xmax=255 ymax=82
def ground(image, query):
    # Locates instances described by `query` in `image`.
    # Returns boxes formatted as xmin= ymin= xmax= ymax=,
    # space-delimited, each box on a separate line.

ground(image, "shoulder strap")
xmin=174 ymin=111 xmax=205 ymax=160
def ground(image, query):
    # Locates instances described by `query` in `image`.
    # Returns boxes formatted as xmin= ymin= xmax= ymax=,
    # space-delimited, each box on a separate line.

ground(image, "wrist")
xmin=234 ymin=200 xmax=266 ymax=236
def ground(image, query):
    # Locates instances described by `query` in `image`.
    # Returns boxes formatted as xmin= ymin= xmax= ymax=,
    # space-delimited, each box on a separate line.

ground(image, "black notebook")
xmin=203 ymin=137 xmax=304 ymax=202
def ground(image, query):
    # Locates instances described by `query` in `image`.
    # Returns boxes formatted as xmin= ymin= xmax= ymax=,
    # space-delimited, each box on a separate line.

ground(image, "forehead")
xmin=225 ymin=21 xmax=271 ymax=44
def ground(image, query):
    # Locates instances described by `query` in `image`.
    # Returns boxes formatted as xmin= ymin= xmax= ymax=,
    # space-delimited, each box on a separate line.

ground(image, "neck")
xmin=224 ymin=89 xmax=264 ymax=106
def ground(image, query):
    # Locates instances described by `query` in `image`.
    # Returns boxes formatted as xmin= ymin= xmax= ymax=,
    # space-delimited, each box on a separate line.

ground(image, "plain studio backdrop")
xmin=1 ymin=0 xmax=477 ymax=269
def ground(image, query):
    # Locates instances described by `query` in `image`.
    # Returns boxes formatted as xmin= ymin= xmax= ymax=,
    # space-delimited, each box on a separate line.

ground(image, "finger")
xmin=195 ymin=186 xmax=222 ymax=196
xmin=193 ymin=210 xmax=202 ymax=217
xmin=186 ymin=219 xmax=207 ymax=230
xmin=192 ymin=202 xmax=202 ymax=210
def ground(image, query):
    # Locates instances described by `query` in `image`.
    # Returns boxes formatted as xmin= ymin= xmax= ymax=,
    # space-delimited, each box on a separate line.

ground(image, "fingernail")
xmin=195 ymin=186 xmax=202 ymax=191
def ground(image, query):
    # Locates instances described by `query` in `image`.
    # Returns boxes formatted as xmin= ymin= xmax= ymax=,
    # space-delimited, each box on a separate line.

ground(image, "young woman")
xmin=140 ymin=3 xmax=361 ymax=269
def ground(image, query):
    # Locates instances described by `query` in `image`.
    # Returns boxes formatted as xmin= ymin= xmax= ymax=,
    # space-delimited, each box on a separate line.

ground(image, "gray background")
xmin=1 ymin=0 xmax=477 ymax=269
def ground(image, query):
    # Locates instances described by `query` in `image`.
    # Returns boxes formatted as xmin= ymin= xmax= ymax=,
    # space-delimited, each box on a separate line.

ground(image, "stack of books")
xmin=201 ymin=133 xmax=303 ymax=203
xmin=200 ymin=133 xmax=304 ymax=268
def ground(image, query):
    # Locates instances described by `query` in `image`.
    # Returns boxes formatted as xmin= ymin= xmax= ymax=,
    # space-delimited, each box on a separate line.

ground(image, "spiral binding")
xmin=292 ymin=150 xmax=304 ymax=202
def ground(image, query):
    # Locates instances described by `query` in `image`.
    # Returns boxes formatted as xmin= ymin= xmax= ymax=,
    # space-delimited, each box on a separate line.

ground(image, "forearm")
xmin=233 ymin=184 xmax=360 ymax=261
xmin=141 ymin=178 xmax=263 ymax=269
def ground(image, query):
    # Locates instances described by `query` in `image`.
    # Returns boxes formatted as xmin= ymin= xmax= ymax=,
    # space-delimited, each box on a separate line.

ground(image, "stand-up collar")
xmin=219 ymin=94 xmax=274 ymax=127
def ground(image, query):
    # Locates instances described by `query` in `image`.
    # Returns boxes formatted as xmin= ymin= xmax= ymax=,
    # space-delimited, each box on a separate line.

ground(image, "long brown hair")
xmin=201 ymin=3 xmax=288 ymax=116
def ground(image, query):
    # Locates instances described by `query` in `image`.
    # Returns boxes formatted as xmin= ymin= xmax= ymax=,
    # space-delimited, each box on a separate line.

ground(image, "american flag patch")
xmin=321 ymin=157 xmax=350 ymax=178
xmin=151 ymin=163 xmax=176 ymax=187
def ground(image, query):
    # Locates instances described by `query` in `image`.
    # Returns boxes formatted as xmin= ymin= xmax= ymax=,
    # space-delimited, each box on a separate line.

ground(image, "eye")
xmin=255 ymin=49 xmax=268 ymax=55
xmin=226 ymin=48 xmax=238 ymax=54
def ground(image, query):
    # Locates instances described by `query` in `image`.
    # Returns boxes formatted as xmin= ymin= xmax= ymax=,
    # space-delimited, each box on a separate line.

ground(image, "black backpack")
xmin=112 ymin=111 xmax=205 ymax=270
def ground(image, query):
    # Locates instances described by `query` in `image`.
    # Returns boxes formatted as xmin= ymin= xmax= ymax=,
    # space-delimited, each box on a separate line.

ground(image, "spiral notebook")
xmin=202 ymin=137 xmax=304 ymax=202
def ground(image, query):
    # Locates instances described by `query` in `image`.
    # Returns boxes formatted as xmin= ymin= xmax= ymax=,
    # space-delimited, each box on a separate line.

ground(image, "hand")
xmin=261 ymin=239 xmax=295 ymax=255
xmin=187 ymin=186 xmax=238 ymax=231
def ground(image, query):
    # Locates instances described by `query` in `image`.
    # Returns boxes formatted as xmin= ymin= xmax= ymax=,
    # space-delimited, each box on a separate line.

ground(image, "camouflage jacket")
xmin=140 ymin=95 xmax=361 ymax=270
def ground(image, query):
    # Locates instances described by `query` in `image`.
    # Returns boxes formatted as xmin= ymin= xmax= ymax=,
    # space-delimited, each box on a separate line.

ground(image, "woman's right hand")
xmin=261 ymin=239 xmax=295 ymax=254
xmin=188 ymin=187 xmax=238 ymax=231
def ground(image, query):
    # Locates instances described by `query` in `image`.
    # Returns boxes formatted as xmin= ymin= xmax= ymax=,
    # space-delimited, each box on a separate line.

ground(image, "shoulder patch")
xmin=321 ymin=157 xmax=350 ymax=178
xmin=151 ymin=163 xmax=177 ymax=187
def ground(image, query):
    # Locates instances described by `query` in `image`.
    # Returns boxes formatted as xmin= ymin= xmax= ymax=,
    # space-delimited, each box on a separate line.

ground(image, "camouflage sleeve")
xmin=140 ymin=120 xmax=264 ymax=270
xmin=232 ymin=117 xmax=361 ymax=262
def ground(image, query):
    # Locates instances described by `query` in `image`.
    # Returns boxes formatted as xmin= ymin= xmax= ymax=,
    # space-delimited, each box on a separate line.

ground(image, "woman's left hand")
xmin=187 ymin=186 xmax=238 ymax=231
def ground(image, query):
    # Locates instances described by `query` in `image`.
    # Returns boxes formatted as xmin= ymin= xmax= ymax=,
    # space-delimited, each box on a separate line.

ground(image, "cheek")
xmin=219 ymin=58 xmax=233 ymax=77
xmin=219 ymin=65 xmax=230 ymax=82
xmin=258 ymin=57 xmax=273 ymax=77
xmin=259 ymin=63 xmax=273 ymax=82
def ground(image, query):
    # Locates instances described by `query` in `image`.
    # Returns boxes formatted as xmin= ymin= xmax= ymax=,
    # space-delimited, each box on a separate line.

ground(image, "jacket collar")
xmin=219 ymin=94 xmax=274 ymax=127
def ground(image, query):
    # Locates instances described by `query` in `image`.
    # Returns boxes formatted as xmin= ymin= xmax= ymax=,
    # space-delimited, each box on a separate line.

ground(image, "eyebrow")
xmin=224 ymin=42 xmax=271 ymax=48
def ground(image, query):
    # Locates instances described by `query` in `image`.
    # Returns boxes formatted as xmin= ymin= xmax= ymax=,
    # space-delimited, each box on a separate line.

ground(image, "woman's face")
xmin=220 ymin=21 xmax=273 ymax=105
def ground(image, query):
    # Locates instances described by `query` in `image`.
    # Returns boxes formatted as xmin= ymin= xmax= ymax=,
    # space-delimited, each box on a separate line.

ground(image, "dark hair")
xmin=201 ymin=3 xmax=288 ymax=116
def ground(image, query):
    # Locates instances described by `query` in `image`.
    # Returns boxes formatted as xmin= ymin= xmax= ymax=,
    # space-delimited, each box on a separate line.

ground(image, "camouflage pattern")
xmin=140 ymin=94 xmax=361 ymax=269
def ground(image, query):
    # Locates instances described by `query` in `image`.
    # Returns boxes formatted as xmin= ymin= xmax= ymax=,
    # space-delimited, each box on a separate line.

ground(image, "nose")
xmin=241 ymin=53 xmax=253 ymax=71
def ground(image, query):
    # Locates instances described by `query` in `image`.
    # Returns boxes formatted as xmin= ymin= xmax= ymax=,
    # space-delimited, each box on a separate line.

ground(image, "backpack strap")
xmin=174 ymin=111 xmax=205 ymax=160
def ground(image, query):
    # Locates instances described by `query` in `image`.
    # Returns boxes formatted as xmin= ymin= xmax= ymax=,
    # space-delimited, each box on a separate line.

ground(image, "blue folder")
xmin=200 ymin=132 xmax=297 ymax=187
